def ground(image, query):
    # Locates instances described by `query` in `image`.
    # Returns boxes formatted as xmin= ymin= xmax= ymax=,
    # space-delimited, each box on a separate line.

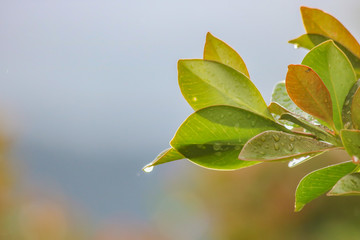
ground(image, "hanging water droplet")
xmin=260 ymin=136 xmax=266 ymax=142
xmin=274 ymin=142 xmax=280 ymax=151
xmin=288 ymin=143 xmax=294 ymax=151
xmin=143 ymin=166 xmax=154 ymax=173
xmin=289 ymin=136 xmax=295 ymax=142
xmin=288 ymin=155 xmax=310 ymax=168
xmin=352 ymin=156 xmax=360 ymax=164
xmin=192 ymin=97 xmax=198 ymax=102
xmin=213 ymin=143 xmax=221 ymax=151
xmin=272 ymin=135 xmax=280 ymax=142
xmin=294 ymin=44 xmax=299 ymax=49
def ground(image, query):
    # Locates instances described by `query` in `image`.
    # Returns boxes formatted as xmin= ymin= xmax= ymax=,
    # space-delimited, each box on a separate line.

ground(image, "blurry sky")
xmin=1 ymin=0 xmax=360 ymax=229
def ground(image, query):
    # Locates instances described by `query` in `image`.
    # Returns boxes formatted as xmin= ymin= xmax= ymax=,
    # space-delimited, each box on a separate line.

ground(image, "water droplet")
xmin=281 ymin=142 xmax=285 ymax=146
xmin=345 ymin=100 xmax=350 ymax=106
xmin=352 ymin=156 xmax=360 ymax=164
xmin=251 ymin=120 xmax=256 ymax=127
xmin=324 ymin=98 xmax=328 ymax=103
xmin=143 ymin=166 xmax=154 ymax=173
xmin=284 ymin=124 xmax=294 ymax=130
xmin=289 ymin=136 xmax=295 ymax=142
xmin=192 ymin=97 xmax=197 ymax=102
xmin=272 ymin=135 xmax=280 ymax=142
xmin=348 ymin=138 xmax=353 ymax=143
xmin=274 ymin=143 xmax=280 ymax=151
xmin=294 ymin=44 xmax=299 ymax=49
xmin=288 ymin=143 xmax=294 ymax=151
xmin=347 ymin=110 xmax=351 ymax=115
xmin=220 ymin=114 xmax=225 ymax=119
xmin=264 ymin=144 xmax=269 ymax=149
xmin=288 ymin=155 xmax=310 ymax=168
xmin=344 ymin=122 xmax=351 ymax=129
xmin=260 ymin=136 xmax=266 ymax=142
xmin=213 ymin=143 xmax=221 ymax=151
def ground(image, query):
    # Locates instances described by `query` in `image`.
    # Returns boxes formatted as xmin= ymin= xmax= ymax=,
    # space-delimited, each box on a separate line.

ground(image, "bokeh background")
xmin=1 ymin=0 xmax=360 ymax=239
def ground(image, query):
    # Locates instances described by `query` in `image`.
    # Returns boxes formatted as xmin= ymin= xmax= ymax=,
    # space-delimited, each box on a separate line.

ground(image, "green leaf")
xmin=239 ymin=130 xmax=336 ymax=161
xmin=286 ymin=64 xmax=333 ymax=128
xmin=295 ymin=161 xmax=357 ymax=211
xmin=340 ymin=129 xmax=360 ymax=158
xmin=204 ymin=32 xmax=250 ymax=78
xmin=342 ymin=80 xmax=360 ymax=129
xmin=351 ymin=85 xmax=360 ymax=130
xmin=328 ymin=173 xmax=360 ymax=196
xmin=289 ymin=34 xmax=360 ymax=78
xmin=143 ymin=148 xmax=184 ymax=171
xmin=280 ymin=113 xmax=341 ymax=146
xmin=178 ymin=60 xmax=272 ymax=119
xmin=302 ymin=40 xmax=357 ymax=132
xmin=170 ymin=105 xmax=286 ymax=170
xmin=300 ymin=6 xmax=360 ymax=59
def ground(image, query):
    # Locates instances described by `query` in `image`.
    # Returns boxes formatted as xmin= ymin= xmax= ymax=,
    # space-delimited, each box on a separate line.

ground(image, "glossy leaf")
xmin=178 ymin=60 xmax=272 ymax=119
xmin=239 ymin=130 xmax=336 ymax=161
xmin=289 ymin=34 xmax=360 ymax=78
xmin=286 ymin=64 xmax=333 ymax=128
xmin=280 ymin=113 xmax=341 ymax=146
xmin=302 ymin=40 xmax=357 ymax=132
xmin=342 ymin=80 xmax=360 ymax=129
xmin=300 ymin=6 xmax=360 ymax=59
xmin=340 ymin=130 xmax=360 ymax=158
xmin=143 ymin=148 xmax=184 ymax=171
xmin=170 ymin=105 xmax=287 ymax=170
xmin=328 ymin=173 xmax=360 ymax=196
xmin=204 ymin=32 xmax=250 ymax=78
xmin=351 ymin=86 xmax=360 ymax=129
xmin=295 ymin=161 xmax=357 ymax=211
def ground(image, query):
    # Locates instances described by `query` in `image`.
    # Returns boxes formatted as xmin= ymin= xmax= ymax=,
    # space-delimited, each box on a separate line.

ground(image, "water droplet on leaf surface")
xmin=274 ymin=143 xmax=280 ymax=151
xmin=288 ymin=155 xmax=310 ymax=168
xmin=272 ymin=135 xmax=280 ymax=142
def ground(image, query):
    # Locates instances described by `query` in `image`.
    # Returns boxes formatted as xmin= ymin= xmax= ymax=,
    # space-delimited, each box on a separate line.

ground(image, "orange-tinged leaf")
xmin=204 ymin=32 xmax=250 ymax=78
xmin=301 ymin=6 xmax=360 ymax=59
xmin=286 ymin=64 xmax=333 ymax=128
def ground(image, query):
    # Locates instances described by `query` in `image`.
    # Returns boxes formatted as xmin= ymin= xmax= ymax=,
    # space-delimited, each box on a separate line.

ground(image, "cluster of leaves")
xmin=144 ymin=7 xmax=360 ymax=211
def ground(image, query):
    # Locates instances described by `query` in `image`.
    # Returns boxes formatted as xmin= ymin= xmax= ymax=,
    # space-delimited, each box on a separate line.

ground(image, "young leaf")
xmin=340 ymin=129 xmax=360 ymax=158
xmin=302 ymin=40 xmax=357 ymax=132
xmin=351 ymin=87 xmax=360 ymax=129
xmin=170 ymin=105 xmax=287 ymax=170
xmin=280 ymin=113 xmax=341 ymax=146
xmin=300 ymin=6 xmax=360 ymax=59
xmin=285 ymin=64 xmax=333 ymax=128
xmin=143 ymin=148 xmax=184 ymax=171
xmin=239 ymin=130 xmax=336 ymax=161
xmin=327 ymin=173 xmax=360 ymax=196
xmin=295 ymin=161 xmax=357 ymax=212
xmin=342 ymin=80 xmax=360 ymax=129
xmin=178 ymin=60 xmax=272 ymax=119
xmin=204 ymin=32 xmax=250 ymax=78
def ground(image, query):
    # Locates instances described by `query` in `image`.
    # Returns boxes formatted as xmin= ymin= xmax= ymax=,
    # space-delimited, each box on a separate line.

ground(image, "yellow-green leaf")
xmin=178 ymin=60 xmax=272 ymax=119
xmin=328 ymin=173 xmax=360 ymax=196
xmin=204 ymin=32 xmax=250 ymax=78
xmin=143 ymin=148 xmax=184 ymax=171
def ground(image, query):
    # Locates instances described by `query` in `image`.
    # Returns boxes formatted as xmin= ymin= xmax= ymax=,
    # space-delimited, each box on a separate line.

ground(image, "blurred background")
xmin=1 ymin=0 xmax=360 ymax=239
